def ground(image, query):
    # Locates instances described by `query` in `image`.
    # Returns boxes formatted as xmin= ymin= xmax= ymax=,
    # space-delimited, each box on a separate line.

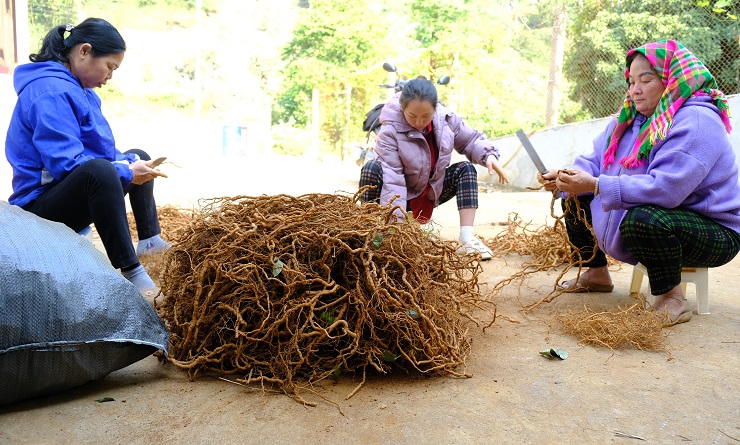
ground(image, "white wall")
xmin=473 ymin=93 xmax=740 ymax=189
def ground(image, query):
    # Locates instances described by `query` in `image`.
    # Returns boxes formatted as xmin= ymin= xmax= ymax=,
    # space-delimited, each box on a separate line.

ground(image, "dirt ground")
xmin=1 ymin=154 xmax=739 ymax=445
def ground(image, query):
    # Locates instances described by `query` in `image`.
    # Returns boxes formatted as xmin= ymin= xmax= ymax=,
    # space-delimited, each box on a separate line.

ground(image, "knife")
xmin=515 ymin=129 xmax=548 ymax=174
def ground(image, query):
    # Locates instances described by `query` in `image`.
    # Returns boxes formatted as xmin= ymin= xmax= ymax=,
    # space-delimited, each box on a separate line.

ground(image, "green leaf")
xmin=96 ymin=397 xmax=115 ymax=403
xmin=714 ymin=0 xmax=731 ymax=8
xmin=540 ymin=348 xmax=568 ymax=360
xmin=371 ymin=233 xmax=383 ymax=250
xmin=332 ymin=365 xmax=343 ymax=381
xmin=382 ymin=350 xmax=399 ymax=362
xmin=272 ymin=259 xmax=284 ymax=277
xmin=552 ymin=349 xmax=569 ymax=360
xmin=320 ymin=311 xmax=336 ymax=326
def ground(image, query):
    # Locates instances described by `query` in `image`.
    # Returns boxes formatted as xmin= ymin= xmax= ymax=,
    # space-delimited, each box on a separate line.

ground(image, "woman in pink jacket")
xmin=359 ymin=78 xmax=508 ymax=260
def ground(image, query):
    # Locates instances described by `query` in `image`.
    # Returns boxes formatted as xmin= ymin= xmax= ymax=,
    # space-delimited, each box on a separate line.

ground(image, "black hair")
xmin=399 ymin=78 xmax=438 ymax=111
xmin=29 ymin=17 xmax=126 ymax=64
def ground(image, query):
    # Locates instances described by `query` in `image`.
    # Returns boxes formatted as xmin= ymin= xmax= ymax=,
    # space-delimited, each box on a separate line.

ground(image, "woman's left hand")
xmin=555 ymin=169 xmax=597 ymax=195
xmin=485 ymin=155 xmax=509 ymax=184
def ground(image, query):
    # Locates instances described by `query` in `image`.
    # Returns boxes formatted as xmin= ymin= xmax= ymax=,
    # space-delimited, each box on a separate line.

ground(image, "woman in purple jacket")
xmin=359 ymin=78 xmax=508 ymax=260
xmin=5 ymin=19 xmax=169 ymax=293
xmin=538 ymin=40 xmax=740 ymax=324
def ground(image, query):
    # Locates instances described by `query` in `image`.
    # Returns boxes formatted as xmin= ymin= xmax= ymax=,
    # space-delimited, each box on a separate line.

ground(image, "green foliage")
xmin=565 ymin=0 xmax=740 ymax=118
xmin=274 ymin=0 xmax=558 ymax=154
xmin=271 ymin=120 xmax=309 ymax=156
xmin=27 ymin=0 xmax=77 ymax=50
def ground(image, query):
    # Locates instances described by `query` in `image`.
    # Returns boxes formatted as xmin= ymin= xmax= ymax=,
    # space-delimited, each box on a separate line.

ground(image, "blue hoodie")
xmin=5 ymin=61 xmax=136 ymax=207
xmin=575 ymin=96 xmax=740 ymax=264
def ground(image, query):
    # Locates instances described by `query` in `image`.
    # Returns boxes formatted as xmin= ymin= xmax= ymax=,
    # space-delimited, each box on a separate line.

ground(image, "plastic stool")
xmin=628 ymin=263 xmax=709 ymax=314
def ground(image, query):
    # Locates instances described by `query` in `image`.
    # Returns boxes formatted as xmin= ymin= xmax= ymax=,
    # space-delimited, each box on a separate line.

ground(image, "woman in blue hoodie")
xmin=5 ymin=18 xmax=169 ymax=293
xmin=538 ymin=40 xmax=740 ymax=325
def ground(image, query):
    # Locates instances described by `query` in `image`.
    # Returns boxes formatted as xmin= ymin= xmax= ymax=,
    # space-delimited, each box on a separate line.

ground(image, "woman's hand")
xmin=537 ymin=170 xmax=558 ymax=192
xmin=130 ymin=160 xmax=168 ymax=185
xmin=485 ymin=155 xmax=509 ymax=184
xmin=554 ymin=169 xmax=597 ymax=195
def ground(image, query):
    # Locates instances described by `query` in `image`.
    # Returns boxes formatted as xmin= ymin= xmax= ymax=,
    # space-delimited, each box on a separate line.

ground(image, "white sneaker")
xmin=456 ymin=237 xmax=493 ymax=260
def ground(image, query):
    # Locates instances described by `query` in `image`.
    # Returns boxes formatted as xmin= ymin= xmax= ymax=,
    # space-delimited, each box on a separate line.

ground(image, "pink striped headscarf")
xmin=603 ymin=40 xmax=732 ymax=169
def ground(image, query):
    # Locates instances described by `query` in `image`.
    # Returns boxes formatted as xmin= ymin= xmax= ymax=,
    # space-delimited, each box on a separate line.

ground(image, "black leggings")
xmin=23 ymin=149 xmax=161 ymax=269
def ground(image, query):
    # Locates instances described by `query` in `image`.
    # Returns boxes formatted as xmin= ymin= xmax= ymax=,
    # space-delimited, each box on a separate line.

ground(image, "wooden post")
xmin=545 ymin=6 xmax=567 ymax=127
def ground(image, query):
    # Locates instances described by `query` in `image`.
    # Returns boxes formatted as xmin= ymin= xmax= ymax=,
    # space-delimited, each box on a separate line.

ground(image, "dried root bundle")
xmin=485 ymin=212 xmax=571 ymax=269
xmin=128 ymin=205 xmax=195 ymax=283
xmin=155 ymin=192 xmax=491 ymax=404
xmin=555 ymin=296 xmax=668 ymax=351
xmin=127 ymin=204 xmax=195 ymax=243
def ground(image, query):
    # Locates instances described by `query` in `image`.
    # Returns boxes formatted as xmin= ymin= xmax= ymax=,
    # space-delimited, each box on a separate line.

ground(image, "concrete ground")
xmin=1 ymin=154 xmax=739 ymax=445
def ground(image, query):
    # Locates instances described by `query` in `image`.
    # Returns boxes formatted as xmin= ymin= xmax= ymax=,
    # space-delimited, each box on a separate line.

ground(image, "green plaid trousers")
xmin=563 ymin=195 xmax=740 ymax=295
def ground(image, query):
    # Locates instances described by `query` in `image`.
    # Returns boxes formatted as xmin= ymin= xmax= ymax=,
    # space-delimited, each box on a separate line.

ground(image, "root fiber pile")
xmin=485 ymin=212 xmax=571 ymax=269
xmin=156 ymin=192 xmax=489 ymax=404
xmin=556 ymin=296 xmax=668 ymax=351
xmin=127 ymin=204 xmax=194 ymax=243
xmin=128 ymin=205 xmax=195 ymax=284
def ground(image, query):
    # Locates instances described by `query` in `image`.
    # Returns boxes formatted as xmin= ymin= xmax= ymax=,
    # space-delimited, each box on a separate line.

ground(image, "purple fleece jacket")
xmin=575 ymin=96 xmax=740 ymax=264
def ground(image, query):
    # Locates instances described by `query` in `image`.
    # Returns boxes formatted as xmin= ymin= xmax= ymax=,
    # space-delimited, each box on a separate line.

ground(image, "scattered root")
xmin=555 ymin=294 xmax=669 ymax=351
xmin=484 ymin=190 xmax=598 ymax=311
xmin=154 ymin=192 xmax=494 ymax=405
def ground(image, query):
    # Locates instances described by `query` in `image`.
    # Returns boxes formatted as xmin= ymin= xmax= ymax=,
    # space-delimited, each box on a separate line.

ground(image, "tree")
xmin=273 ymin=0 xmax=397 ymax=153
xmin=565 ymin=0 xmax=739 ymax=119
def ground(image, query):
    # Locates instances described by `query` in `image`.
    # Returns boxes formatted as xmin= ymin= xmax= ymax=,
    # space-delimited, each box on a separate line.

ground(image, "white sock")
xmin=459 ymin=226 xmax=474 ymax=244
xmin=136 ymin=234 xmax=171 ymax=257
xmin=121 ymin=264 xmax=156 ymax=292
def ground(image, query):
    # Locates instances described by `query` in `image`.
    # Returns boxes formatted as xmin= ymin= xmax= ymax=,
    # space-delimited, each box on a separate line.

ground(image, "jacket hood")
xmin=379 ymin=92 xmax=408 ymax=128
xmin=13 ymin=61 xmax=80 ymax=95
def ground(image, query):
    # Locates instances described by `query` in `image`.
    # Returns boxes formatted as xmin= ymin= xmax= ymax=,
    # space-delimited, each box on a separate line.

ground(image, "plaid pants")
xmin=359 ymin=160 xmax=478 ymax=209
xmin=564 ymin=195 xmax=740 ymax=295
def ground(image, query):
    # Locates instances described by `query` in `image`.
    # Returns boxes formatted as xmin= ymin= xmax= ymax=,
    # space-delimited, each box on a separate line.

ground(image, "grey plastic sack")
xmin=0 ymin=201 xmax=169 ymax=405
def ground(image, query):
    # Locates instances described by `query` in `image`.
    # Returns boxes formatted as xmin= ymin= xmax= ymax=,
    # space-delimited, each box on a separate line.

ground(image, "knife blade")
xmin=515 ymin=129 xmax=548 ymax=175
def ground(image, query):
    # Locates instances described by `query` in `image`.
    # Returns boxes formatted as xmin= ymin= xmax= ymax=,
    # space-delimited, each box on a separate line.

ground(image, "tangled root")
xmin=128 ymin=205 xmax=195 ymax=283
xmin=485 ymin=190 xmax=600 ymax=310
xmin=555 ymin=294 xmax=668 ymax=351
xmin=155 ymin=192 xmax=493 ymax=405
xmin=486 ymin=212 xmax=571 ymax=269
xmin=127 ymin=204 xmax=195 ymax=243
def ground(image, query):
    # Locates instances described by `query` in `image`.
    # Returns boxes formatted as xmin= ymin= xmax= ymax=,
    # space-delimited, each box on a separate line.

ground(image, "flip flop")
xmin=557 ymin=276 xmax=614 ymax=293
xmin=664 ymin=309 xmax=692 ymax=327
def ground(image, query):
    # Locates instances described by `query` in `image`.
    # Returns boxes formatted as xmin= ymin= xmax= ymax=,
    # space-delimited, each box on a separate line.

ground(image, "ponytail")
xmin=29 ymin=18 xmax=125 ymax=64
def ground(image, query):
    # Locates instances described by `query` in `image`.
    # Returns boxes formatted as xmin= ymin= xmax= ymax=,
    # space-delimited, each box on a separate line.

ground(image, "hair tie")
xmin=63 ymin=23 xmax=75 ymax=39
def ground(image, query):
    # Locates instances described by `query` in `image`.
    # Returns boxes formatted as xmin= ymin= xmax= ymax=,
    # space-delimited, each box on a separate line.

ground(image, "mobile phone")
xmin=150 ymin=157 xmax=167 ymax=168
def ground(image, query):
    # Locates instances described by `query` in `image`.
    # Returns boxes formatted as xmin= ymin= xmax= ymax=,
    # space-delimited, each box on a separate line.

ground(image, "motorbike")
xmin=357 ymin=62 xmax=450 ymax=166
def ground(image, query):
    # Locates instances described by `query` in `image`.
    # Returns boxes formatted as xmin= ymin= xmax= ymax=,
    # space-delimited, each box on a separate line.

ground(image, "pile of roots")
xmin=128 ymin=205 xmax=195 ymax=284
xmin=127 ymin=204 xmax=194 ymax=243
xmin=155 ymin=192 xmax=491 ymax=404
xmin=555 ymin=295 xmax=669 ymax=351
xmin=486 ymin=211 xmax=572 ymax=269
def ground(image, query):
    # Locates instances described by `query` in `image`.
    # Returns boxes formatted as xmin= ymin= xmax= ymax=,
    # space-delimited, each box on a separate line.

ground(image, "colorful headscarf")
xmin=603 ymin=40 xmax=733 ymax=169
